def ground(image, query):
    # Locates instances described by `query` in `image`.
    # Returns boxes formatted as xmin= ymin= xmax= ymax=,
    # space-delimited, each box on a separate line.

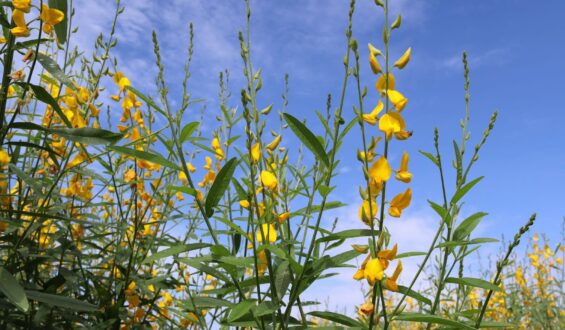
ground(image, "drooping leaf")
xmin=308 ymin=311 xmax=362 ymax=327
xmin=109 ymin=146 xmax=180 ymax=170
xmin=445 ymin=277 xmax=503 ymax=292
xmin=419 ymin=150 xmax=439 ymax=167
xmin=50 ymin=127 xmax=124 ymax=145
xmin=205 ymin=158 xmax=238 ymax=217
xmin=283 ymin=113 xmax=330 ymax=167
xmin=396 ymin=285 xmax=431 ymax=306
xmin=25 ymin=290 xmax=98 ymax=312
xmin=144 ymin=243 xmax=211 ymax=264
xmin=35 ymin=53 xmax=75 ymax=90
xmin=394 ymin=313 xmax=475 ymax=330
xmin=0 ymin=267 xmax=29 ymax=312
xmin=317 ymin=229 xmax=379 ymax=243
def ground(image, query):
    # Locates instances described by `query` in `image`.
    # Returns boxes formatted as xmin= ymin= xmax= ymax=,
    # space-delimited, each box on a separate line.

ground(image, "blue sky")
xmin=75 ymin=0 xmax=564 ymax=311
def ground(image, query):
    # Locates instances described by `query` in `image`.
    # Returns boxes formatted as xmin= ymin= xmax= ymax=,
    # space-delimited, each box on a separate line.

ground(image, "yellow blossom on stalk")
xmin=198 ymin=170 xmax=215 ymax=187
xmin=386 ymin=89 xmax=408 ymax=111
xmin=389 ymin=188 xmax=412 ymax=217
xmin=362 ymin=100 xmax=383 ymax=125
xmin=394 ymin=47 xmax=412 ymax=69
xmin=353 ymin=254 xmax=370 ymax=280
xmin=384 ymin=261 xmax=403 ymax=291
xmin=211 ymin=137 xmax=221 ymax=150
xmin=275 ymin=211 xmax=290 ymax=224
xmin=40 ymin=4 xmax=65 ymax=34
xmin=369 ymin=156 xmax=391 ymax=184
xmin=369 ymin=52 xmax=382 ymax=74
xmin=376 ymin=73 xmax=395 ymax=93
xmin=0 ymin=37 xmax=5 ymax=43
xmin=124 ymin=169 xmax=136 ymax=183
xmin=12 ymin=0 xmax=31 ymax=13
xmin=10 ymin=9 xmax=29 ymax=37
xmin=260 ymin=170 xmax=277 ymax=191
xmin=364 ymin=258 xmax=384 ymax=285
xmin=266 ymin=135 xmax=281 ymax=151
xmin=239 ymin=199 xmax=250 ymax=209
xmin=359 ymin=199 xmax=377 ymax=226
xmin=359 ymin=302 xmax=374 ymax=316
xmin=379 ymin=112 xmax=406 ymax=140
xmin=377 ymin=243 xmax=398 ymax=268
xmin=395 ymin=151 xmax=412 ymax=183
xmin=0 ymin=149 xmax=11 ymax=165
xmin=257 ymin=250 xmax=268 ymax=276
xmin=204 ymin=156 xmax=212 ymax=170
xmin=251 ymin=143 xmax=261 ymax=163
xmin=256 ymin=223 xmax=277 ymax=244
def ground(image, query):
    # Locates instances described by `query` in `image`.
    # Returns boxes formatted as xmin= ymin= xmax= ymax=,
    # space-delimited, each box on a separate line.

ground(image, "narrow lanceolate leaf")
xmin=419 ymin=150 xmax=439 ymax=167
xmin=35 ymin=53 xmax=75 ymax=90
xmin=180 ymin=121 xmax=200 ymax=142
xmin=144 ymin=243 xmax=211 ymax=263
xmin=308 ymin=311 xmax=362 ymax=327
xmin=451 ymin=176 xmax=483 ymax=205
xmin=0 ymin=267 xmax=29 ymax=312
xmin=126 ymin=86 xmax=166 ymax=115
xmin=396 ymin=285 xmax=432 ymax=306
xmin=205 ymin=158 xmax=238 ymax=217
xmin=317 ymin=229 xmax=379 ymax=243
xmin=283 ymin=113 xmax=330 ymax=167
xmin=51 ymin=127 xmax=124 ymax=145
xmin=394 ymin=313 xmax=475 ymax=330
xmin=25 ymin=290 xmax=98 ymax=311
xmin=453 ymin=212 xmax=488 ymax=241
xmin=15 ymin=83 xmax=71 ymax=127
xmin=445 ymin=277 xmax=503 ymax=292
xmin=227 ymin=299 xmax=256 ymax=322
xmin=109 ymin=146 xmax=180 ymax=170
xmin=48 ymin=0 xmax=68 ymax=44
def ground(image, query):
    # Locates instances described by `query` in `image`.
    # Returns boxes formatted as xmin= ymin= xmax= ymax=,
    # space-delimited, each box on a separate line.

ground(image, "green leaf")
xmin=254 ymin=300 xmax=278 ymax=317
xmin=451 ymin=176 xmax=483 ymax=205
xmin=445 ymin=277 xmax=502 ymax=292
xmin=275 ymin=261 xmax=291 ymax=298
xmin=167 ymin=185 xmax=196 ymax=196
xmin=228 ymin=299 xmax=256 ymax=322
xmin=0 ymin=267 xmax=29 ymax=312
xmin=109 ymin=146 xmax=180 ymax=170
xmin=476 ymin=321 xmax=516 ymax=328
xmin=396 ymin=285 xmax=431 ymax=306
xmin=453 ymin=212 xmax=487 ymax=241
xmin=317 ymin=229 xmax=379 ymax=243
xmin=396 ymin=251 xmax=427 ymax=259
xmin=35 ymin=53 xmax=75 ymax=90
xmin=50 ymin=127 xmax=124 ymax=145
xmin=16 ymin=82 xmax=71 ymax=127
xmin=126 ymin=86 xmax=166 ymax=116
xmin=438 ymin=237 xmax=498 ymax=248
xmin=205 ymin=158 xmax=238 ymax=217
xmin=48 ymin=0 xmax=68 ymax=44
xmin=308 ymin=311 xmax=362 ymax=327
xmin=391 ymin=14 xmax=402 ymax=30
xmin=283 ymin=113 xmax=330 ymax=167
xmin=180 ymin=121 xmax=200 ymax=142
xmin=187 ymin=296 xmax=234 ymax=309
xmin=144 ymin=243 xmax=211 ymax=264
xmin=26 ymin=290 xmax=98 ymax=311
xmin=419 ymin=150 xmax=439 ymax=167
xmin=394 ymin=313 xmax=475 ymax=330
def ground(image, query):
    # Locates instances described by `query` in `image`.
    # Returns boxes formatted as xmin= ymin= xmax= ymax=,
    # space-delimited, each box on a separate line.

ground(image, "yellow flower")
xmin=353 ymin=254 xmax=370 ymax=280
xmin=0 ymin=149 xmax=11 ymax=165
xmin=387 ymin=89 xmax=408 ymax=111
xmin=384 ymin=261 xmax=403 ymax=291
xmin=203 ymin=156 xmax=212 ymax=170
xmin=239 ymin=200 xmax=250 ymax=209
xmin=251 ymin=143 xmax=261 ymax=163
xmin=266 ymin=135 xmax=282 ymax=151
xmin=260 ymin=170 xmax=277 ymax=191
xmin=376 ymin=73 xmax=395 ymax=93
xmin=389 ymin=188 xmax=412 ymax=217
xmin=186 ymin=162 xmax=196 ymax=172
xmin=364 ymin=258 xmax=384 ymax=285
xmin=211 ymin=137 xmax=221 ymax=150
xmin=395 ymin=151 xmax=412 ymax=183
xmin=275 ymin=212 xmax=290 ymax=224
xmin=12 ymin=0 xmax=31 ymax=13
xmin=256 ymin=223 xmax=277 ymax=244
xmin=257 ymin=250 xmax=268 ymax=276
xmin=393 ymin=47 xmax=411 ymax=69
xmin=377 ymin=243 xmax=398 ymax=269
xmin=369 ymin=156 xmax=391 ymax=184
xmin=10 ymin=9 xmax=29 ymax=37
xmin=124 ymin=169 xmax=136 ymax=183
xmin=379 ymin=112 xmax=406 ymax=140
xmin=358 ymin=199 xmax=377 ymax=226
xmin=362 ymin=100 xmax=383 ymax=126
xmin=40 ymin=4 xmax=65 ymax=35
xmin=359 ymin=302 xmax=374 ymax=316
xmin=369 ymin=52 xmax=382 ymax=75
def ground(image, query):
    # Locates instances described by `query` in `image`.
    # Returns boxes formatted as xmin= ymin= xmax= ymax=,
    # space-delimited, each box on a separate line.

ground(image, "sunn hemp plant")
xmin=0 ymin=0 xmax=561 ymax=329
